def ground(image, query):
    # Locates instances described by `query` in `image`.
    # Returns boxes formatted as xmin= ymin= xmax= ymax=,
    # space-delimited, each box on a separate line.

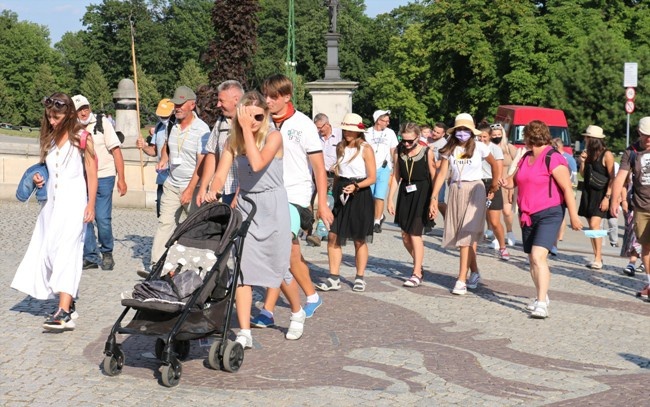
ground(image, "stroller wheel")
xmin=103 ymin=352 xmax=124 ymax=377
xmin=161 ymin=362 xmax=182 ymax=387
xmin=208 ymin=340 xmax=221 ymax=370
xmin=221 ymin=340 xmax=244 ymax=373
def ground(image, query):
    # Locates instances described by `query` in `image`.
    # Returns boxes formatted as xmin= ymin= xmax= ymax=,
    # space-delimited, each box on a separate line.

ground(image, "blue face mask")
xmin=455 ymin=130 xmax=472 ymax=142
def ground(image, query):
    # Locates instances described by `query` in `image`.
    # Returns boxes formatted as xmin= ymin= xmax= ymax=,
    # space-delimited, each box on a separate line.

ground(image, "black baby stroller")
xmin=102 ymin=198 xmax=255 ymax=387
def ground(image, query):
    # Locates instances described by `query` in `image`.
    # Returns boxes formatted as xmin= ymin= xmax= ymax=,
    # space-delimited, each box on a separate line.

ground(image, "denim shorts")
xmin=521 ymin=205 xmax=565 ymax=254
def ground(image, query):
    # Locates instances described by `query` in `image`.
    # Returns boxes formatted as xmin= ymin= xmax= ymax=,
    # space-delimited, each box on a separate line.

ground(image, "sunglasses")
xmin=43 ymin=97 xmax=67 ymax=109
xmin=490 ymin=123 xmax=503 ymax=130
xmin=401 ymin=138 xmax=417 ymax=145
xmin=253 ymin=114 xmax=265 ymax=122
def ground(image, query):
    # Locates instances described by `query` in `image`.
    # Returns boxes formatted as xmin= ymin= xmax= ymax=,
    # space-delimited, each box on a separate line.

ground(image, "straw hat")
xmin=446 ymin=113 xmax=481 ymax=136
xmin=638 ymin=117 xmax=650 ymax=136
xmin=581 ymin=125 xmax=605 ymax=139
xmin=339 ymin=113 xmax=366 ymax=133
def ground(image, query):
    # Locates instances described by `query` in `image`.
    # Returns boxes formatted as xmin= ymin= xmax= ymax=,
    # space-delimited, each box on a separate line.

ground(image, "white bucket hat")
xmin=638 ymin=117 xmax=650 ymax=136
xmin=581 ymin=125 xmax=605 ymax=139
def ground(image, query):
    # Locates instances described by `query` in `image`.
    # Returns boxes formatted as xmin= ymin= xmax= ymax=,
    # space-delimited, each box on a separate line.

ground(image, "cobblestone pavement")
xmin=1 ymin=200 xmax=649 ymax=406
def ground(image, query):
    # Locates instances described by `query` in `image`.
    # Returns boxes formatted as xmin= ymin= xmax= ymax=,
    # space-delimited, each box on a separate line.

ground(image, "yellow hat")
xmin=156 ymin=98 xmax=174 ymax=117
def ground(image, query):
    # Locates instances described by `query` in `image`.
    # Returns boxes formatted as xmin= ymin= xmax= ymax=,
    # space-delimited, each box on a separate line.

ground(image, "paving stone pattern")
xmin=1 ymin=201 xmax=649 ymax=405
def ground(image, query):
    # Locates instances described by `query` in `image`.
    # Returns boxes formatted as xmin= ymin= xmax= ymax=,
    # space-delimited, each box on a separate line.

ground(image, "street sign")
xmin=624 ymin=62 xmax=638 ymax=87
xmin=625 ymin=100 xmax=635 ymax=114
xmin=626 ymin=87 xmax=636 ymax=100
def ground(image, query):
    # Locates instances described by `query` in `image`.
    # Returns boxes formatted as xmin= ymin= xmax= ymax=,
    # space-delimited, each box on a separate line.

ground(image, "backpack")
xmin=521 ymin=148 xmax=562 ymax=198
xmin=93 ymin=113 xmax=104 ymax=135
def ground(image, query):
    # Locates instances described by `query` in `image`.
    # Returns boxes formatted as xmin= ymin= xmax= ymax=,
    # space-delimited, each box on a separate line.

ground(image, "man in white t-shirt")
xmin=430 ymin=122 xmax=448 ymax=218
xmin=150 ymin=86 xmax=210 ymax=264
xmin=73 ymin=94 xmax=127 ymax=271
xmin=251 ymin=74 xmax=334 ymax=330
xmin=366 ymin=109 xmax=398 ymax=233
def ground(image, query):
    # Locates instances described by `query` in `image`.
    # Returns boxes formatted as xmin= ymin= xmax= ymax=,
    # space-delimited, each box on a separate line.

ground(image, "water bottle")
xmin=315 ymin=220 xmax=328 ymax=239
xmin=327 ymin=192 xmax=335 ymax=209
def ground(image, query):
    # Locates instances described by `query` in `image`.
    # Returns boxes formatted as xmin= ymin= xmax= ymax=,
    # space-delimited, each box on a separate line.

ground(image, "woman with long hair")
xmin=500 ymin=120 xmax=581 ymax=318
xmin=317 ymin=113 xmax=376 ymax=293
xmin=203 ymin=90 xmax=304 ymax=347
xmin=429 ymin=113 xmax=499 ymax=295
xmin=11 ymin=92 xmax=98 ymax=331
xmin=578 ymin=125 xmax=615 ymax=269
xmin=387 ymin=123 xmax=436 ymax=287
xmin=489 ymin=123 xmax=518 ymax=246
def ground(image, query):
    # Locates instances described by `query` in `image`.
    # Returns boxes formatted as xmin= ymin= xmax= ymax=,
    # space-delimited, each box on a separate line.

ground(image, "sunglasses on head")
xmin=43 ymin=97 xmax=67 ymax=109
xmin=490 ymin=123 xmax=503 ymax=130
xmin=401 ymin=138 xmax=417 ymax=145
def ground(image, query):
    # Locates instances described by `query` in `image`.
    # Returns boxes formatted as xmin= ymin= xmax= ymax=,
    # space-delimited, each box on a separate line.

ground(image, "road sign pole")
xmin=627 ymin=113 xmax=630 ymax=147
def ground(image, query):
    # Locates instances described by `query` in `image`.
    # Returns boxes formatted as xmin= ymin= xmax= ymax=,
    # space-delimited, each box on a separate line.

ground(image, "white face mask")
xmin=79 ymin=116 xmax=92 ymax=126
xmin=160 ymin=118 xmax=169 ymax=126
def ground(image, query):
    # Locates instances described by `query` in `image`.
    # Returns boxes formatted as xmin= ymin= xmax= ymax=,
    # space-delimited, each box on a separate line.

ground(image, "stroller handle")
xmin=241 ymin=195 xmax=257 ymax=221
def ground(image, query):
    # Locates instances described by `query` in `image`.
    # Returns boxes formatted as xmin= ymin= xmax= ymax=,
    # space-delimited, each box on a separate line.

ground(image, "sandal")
xmin=315 ymin=277 xmax=341 ymax=291
xmin=352 ymin=278 xmax=366 ymax=292
xmin=589 ymin=261 xmax=603 ymax=270
xmin=403 ymin=274 xmax=422 ymax=288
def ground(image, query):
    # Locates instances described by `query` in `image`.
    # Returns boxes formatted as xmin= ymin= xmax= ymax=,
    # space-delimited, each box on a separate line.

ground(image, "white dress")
xmin=11 ymin=140 xmax=87 ymax=299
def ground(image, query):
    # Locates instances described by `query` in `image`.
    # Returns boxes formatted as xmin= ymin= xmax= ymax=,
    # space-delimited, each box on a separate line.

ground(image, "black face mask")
xmin=491 ymin=137 xmax=502 ymax=145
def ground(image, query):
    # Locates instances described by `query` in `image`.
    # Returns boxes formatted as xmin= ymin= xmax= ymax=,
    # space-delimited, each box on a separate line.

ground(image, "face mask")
xmin=455 ymin=130 xmax=471 ymax=142
xmin=491 ymin=137 xmax=502 ymax=145
xmin=79 ymin=117 xmax=91 ymax=126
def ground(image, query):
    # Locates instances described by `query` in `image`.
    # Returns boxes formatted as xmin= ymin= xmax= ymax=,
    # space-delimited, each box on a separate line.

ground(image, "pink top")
xmin=515 ymin=146 xmax=567 ymax=226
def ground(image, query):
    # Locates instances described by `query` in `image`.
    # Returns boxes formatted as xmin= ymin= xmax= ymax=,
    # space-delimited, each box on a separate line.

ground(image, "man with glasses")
xmin=72 ymin=94 xmax=126 ymax=271
xmin=197 ymin=80 xmax=244 ymax=207
xmin=150 ymin=86 xmax=210 ymax=266
xmin=367 ymin=110 xmax=399 ymax=233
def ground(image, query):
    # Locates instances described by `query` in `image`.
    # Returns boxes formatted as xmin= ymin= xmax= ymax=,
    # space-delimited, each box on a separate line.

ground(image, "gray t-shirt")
xmin=167 ymin=113 xmax=210 ymax=189
xmin=620 ymin=143 xmax=650 ymax=210
xmin=430 ymin=137 xmax=447 ymax=162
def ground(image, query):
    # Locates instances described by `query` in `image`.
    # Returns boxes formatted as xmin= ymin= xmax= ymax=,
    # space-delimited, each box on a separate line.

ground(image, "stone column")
xmin=305 ymin=80 xmax=358 ymax=127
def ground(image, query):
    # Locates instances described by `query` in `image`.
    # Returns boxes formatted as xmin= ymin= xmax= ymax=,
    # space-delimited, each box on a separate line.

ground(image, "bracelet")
xmin=605 ymin=195 xmax=611 ymax=199
xmin=353 ymin=182 xmax=360 ymax=191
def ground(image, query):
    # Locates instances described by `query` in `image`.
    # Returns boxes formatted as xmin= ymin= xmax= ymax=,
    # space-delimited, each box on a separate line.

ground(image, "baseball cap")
xmin=72 ymin=94 xmax=90 ymax=110
xmin=170 ymin=86 xmax=196 ymax=105
xmin=373 ymin=109 xmax=391 ymax=123
xmin=155 ymin=98 xmax=174 ymax=117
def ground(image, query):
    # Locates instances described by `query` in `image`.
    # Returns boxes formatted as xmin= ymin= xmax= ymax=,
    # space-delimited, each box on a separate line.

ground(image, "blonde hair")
xmin=228 ymin=91 xmax=271 ymax=156
xmin=40 ymin=92 xmax=95 ymax=162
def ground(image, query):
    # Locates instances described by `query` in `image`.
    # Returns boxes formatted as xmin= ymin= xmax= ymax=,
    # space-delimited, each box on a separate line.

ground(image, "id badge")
xmin=172 ymin=157 xmax=183 ymax=165
xmin=405 ymin=184 xmax=417 ymax=193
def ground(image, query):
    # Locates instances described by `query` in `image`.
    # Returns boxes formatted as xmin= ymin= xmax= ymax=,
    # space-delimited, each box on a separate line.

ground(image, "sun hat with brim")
xmin=155 ymin=98 xmax=174 ymax=117
xmin=340 ymin=113 xmax=366 ymax=133
xmin=638 ymin=117 xmax=650 ymax=136
xmin=446 ymin=113 xmax=481 ymax=136
xmin=170 ymin=86 xmax=196 ymax=105
xmin=581 ymin=125 xmax=605 ymax=139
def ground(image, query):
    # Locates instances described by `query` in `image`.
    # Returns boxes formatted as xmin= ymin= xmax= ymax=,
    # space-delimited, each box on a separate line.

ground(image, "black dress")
xmin=394 ymin=147 xmax=434 ymax=235
xmin=579 ymin=150 xmax=613 ymax=219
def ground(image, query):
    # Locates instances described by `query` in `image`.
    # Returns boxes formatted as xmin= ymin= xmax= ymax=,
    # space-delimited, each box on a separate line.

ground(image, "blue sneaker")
xmin=250 ymin=313 xmax=275 ymax=328
xmin=303 ymin=297 xmax=323 ymax=318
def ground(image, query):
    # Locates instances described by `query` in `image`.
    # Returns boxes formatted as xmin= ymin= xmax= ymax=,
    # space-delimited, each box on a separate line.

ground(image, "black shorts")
xmin=483 ymin=179 xmax=504 ymax=210
xmin=521 ymin=205 xmax=565 ymax=254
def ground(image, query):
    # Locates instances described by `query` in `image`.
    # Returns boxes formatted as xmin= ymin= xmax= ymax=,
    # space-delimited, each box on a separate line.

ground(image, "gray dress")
xmin=235 ymin=156 xmax=291 ymax=287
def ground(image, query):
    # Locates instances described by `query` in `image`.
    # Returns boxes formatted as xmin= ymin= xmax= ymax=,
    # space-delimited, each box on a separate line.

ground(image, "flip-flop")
xmin=403 ymin=274 xmax=422 ymax=288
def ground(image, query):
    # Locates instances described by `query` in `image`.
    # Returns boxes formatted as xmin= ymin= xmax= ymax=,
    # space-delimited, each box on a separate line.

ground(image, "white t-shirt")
xmin=167 ymin=112 xmax=210 ymax=188
xmin=366 ymin=127 xmax=398 ymax=170
xmin=85 ymin=113 xmax=121 ymax=179
xmin=430 ymin=137 xmax=447 ymax=162
xmin=443 ymin=142 xmax=491 ymax=184
xmin=276 ymin=110 xmax=322 ymax=207
xmin=320 ymin=127 xmax=342 ymax=172
xmin=482 ymin=143 xmax=503 ymax=179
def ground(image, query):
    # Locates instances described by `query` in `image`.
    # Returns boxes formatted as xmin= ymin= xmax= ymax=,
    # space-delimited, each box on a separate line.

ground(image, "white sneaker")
xmin=484 ymin=230 xmax=494 ymax=241
xmin=506 ymin=232 xmax=516 ymax=246
xmin=527 ymin=295 xmax=550 ymax=311
xmin=531 ymin=301 xmax=549 ymax=319
xmin=235 ymin=331 xmax=253 ymax=349
xmin=467 ymin=272 xmax=481 ymax=289
xmin=451 ymin=280 xmax=467 ymax=295
xmin=491 ymin=238 xmax=499 ymax=250
xmin=286 ymin=308 xmax=306 ymax=340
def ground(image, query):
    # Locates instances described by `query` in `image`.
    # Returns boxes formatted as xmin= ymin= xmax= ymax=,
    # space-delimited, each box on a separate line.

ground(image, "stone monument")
xmin=305 ymin=1 xmax=358 ymax=127
xmin=112 ymin=78 xmax=142 ymax=161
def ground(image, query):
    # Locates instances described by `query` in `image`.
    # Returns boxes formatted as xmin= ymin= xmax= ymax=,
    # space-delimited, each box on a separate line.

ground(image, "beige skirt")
xmin=442 ymin=180 xmax=487 ymax=248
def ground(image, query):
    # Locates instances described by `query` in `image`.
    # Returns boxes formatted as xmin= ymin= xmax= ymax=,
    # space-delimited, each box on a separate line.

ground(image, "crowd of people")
xmin=11 ymin=75 xmax=650 ymax=340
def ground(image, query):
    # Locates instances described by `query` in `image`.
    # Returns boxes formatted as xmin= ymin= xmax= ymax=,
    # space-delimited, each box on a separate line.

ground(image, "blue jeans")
xmin=84 ymin=176 xmax=115 ymax=263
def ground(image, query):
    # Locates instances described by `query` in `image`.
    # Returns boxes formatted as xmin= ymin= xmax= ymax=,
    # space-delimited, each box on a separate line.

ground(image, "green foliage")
xmin=135 ymin=65 xmax=161 ymax=125
xmin=0 ymin=76 xmax=20 ymax=124
xmin=80 ymin=62 xmax=113 ymax=112
xmin=176 ymin=60 xmax=208 ymax=92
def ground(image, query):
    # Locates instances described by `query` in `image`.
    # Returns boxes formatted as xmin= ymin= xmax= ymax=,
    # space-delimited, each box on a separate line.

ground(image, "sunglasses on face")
xmin=401 ymin=138 xmax=417 ymax=145
xmin=253 ymin=114 xmax=265 ymax=122
xmin=490 ymin=123 xmax=503 ymax=130
xmin=43 ymin=97 xmax=67 ymax=109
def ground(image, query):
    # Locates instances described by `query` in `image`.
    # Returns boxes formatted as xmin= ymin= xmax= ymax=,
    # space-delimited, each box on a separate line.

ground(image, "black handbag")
xmin=588 ymin=169 xmax=609 ymax=190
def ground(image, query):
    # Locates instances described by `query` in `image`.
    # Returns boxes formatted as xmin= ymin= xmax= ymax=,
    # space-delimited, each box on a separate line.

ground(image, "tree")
xmin=26 ymin=64 xmax=59 ymax=125
xmin=200 ymin=0 xmax=260 ymax=125
xmin=80 ymin=62 xmax=113 ymax=112
xmin=0 ymin=76 xmax=20 ymax=124
xmin=136 ymin=65 xmax=161 ymax=125
xmin=176 ymin=60 xmax=208 ymax=91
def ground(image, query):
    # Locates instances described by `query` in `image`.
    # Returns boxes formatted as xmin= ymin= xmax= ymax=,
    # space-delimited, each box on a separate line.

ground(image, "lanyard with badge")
xmin=404 ymin=153 xmax=417 ymax=193
xmin=173 ymin=126 xmax=189 ymax=165
xmin=372 ymin=128 xmax=389 ymax=167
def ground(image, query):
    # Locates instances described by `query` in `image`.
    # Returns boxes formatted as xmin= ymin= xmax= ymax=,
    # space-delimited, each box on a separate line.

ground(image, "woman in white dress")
xmin=11 ymin=93 xmax=97 ymax=331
